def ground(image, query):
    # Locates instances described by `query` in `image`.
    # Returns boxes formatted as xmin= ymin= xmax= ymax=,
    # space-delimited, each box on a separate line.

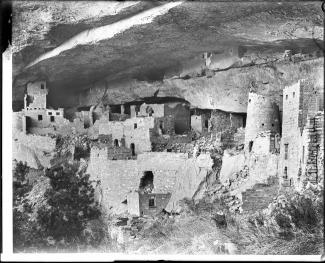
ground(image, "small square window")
xmin=149 ymin=196 xmax=156 ymax=208
xmin=56 ymin=112 xmax=60 ymax=115
xmin=48 ymin=112 xmax=52 ymax=115
xmin=38 ymin=115 xmax=43 ymax=121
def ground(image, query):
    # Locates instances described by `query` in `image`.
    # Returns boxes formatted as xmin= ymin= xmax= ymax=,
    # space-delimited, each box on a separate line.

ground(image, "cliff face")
xmin=12 ymin=1 xmax=323 ymax=111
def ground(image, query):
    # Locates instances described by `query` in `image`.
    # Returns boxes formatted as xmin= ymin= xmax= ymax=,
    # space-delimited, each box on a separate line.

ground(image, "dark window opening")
xmin=130 ymin=143 xmax=135 ymax=156
xmin=41 ymin=83 xmax=44 ymax=89
xmin=286 ymin=94 xmax=288 ymax=100
xmin=139 ymin=171 xmax=154 ymax=193
xmin=124 ymin=105 xmax=131 ymax=115
xmin=167 ymin=148 xmax=172 ymax=152
xmin=243 ymin=115 xmax=247 ymax=128
xmin=174 ymin=122 xmax=188 ymax=135
xmin=56 ymin=112 xmax=60 ymax=115
xmin=272 ymin=123 xmax=274 ymax=127
xmin=248 ymin=99 xmax=251 ymax=103
xmin=293 ymin=92 xmax=295 ymax=98
xmin=149 ymin=196 xmax=156 ymax=208
xmin=26 ymin=95 xmax=34 ymax=106
xmin=74 ymin=145 xmax=90 ymax=161
xmin=48 ymin=112 xmax=52 ymax=115
xmin=146 ymin=106 xmax=154 ymax=117
xmin=302 ymin=146 xmax=305 ymax=163
xmin=110 ymin=105 xmax=121 ymax=114
xmin=284 ymin=144 xmax=289 ymax=160
xmin=134 ymin=123 xmax=137 ymax=129
xmin=204 ymin=119 xmax=209 ymax=128
xmin=50 ymin=116 xmax=55 ymax=122
xmin=284 ymin=167 xmax=288 ymax=179
xmin=248 ymin=141 xmax=253 ymax=152
xmin=114 ymin=139 xmax=119 ymax=147
xmin=135 ymin=105 xmax=140 ymax=114
xmin=159 ymin=120 xmax=165 ymax=134
xmin=261 ymin=123 xmax=264 ymax=127
xmin=38 ymin=115 xmax=42 ymax=121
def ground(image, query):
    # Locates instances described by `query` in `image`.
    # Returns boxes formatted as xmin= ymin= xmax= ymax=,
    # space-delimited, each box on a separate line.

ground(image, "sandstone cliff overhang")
xmin=12 ymin=1 xmax=324 ymax=111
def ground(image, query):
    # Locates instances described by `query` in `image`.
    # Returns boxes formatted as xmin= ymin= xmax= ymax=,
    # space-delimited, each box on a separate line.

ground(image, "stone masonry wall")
xmin=25 ymin=81 xmax=48 ymax=109
xmin=153 ymin=116 xmax=175 ymax=135
xmin=251 ymin=131 xmax=280 ymax=155
xmin=191 ymin=115 xmax=203 ymax=133
xmin=165 ymin=102 xmax=191 ymax=134
xmin=138 ymin=193 xmax=172 ymax=217
xmin=87 ymin=152 xmax=212 ymax=215
xmin=301 ymin=112 xmax=324 ymax=184
xmin=139 ymin=103 xmax=165 ymax=117
xmin=24 ymin=109 xmax=69 ymax=130
xmin=280 ymin=80 xmax=323 ymax=188
xmin=298 ymin=79 xmax=322 ymax=132
xmin=280 ymin=82 xmax=301 ymax=186
xmin=99 ymin=117 xmax=154 ymax=154
xmin=91 ymin=144 xmax=133 ymax=160
xmin=191 ymin=113 xmax=210 ymax=134
xmin=230 ymin=113 xmax=245 ymax=129
xmin=210 ymin=109 xmax=231 ymax=133
xmin=244 ymin=92 xmax=280 ymax=150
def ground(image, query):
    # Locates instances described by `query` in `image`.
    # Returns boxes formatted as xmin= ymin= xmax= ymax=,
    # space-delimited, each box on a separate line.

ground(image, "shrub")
xmin=13 ymin=161 xmax=33 ymax=250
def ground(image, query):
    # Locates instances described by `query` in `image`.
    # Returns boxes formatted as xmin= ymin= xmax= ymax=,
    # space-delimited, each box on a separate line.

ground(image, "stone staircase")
xmin=241 ymin=176 xmax=279 ymax=213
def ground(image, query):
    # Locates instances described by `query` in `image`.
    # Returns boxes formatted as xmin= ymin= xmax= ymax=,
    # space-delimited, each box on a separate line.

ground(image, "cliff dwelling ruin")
xmin=12 ymin=77 xmax=324 ymax=216
xmin=6 ymin=0 xmax=324 ymax=256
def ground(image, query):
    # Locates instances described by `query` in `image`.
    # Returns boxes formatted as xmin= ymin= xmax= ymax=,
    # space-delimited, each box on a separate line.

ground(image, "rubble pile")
xmin=166 ymin=142 xmax=194 ymax=154
xmin=203 ymin=165 xmax=250 ymax=213
xmin=54 ymin=134 xmax=91 ymax=162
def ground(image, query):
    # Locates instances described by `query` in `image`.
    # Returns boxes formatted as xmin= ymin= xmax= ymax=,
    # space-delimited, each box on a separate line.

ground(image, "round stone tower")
xmin=244 ymin=92 xmax=280 ymax=150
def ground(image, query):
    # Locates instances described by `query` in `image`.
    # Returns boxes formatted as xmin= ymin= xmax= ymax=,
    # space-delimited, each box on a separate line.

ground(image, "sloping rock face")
xmin=166 ymin=153 xmax=214 ymax=212
xmin=12 ymin=1 xmax=323 ymax=112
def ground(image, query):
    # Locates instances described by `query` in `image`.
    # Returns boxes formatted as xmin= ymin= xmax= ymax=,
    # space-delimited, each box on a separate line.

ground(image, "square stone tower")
xmin=24 ymin=81 xmax=48 ymax=110
xmin=280 ymin=79 xmax=324 ymax=188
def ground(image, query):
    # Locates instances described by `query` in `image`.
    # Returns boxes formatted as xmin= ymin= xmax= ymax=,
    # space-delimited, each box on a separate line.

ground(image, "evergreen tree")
xmin=37 ymin=162 xmax=101 ymax=244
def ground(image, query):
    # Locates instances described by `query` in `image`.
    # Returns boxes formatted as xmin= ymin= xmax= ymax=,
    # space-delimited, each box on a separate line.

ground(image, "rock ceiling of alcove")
xmin=12 ymin=1 xmax=324 ymax=107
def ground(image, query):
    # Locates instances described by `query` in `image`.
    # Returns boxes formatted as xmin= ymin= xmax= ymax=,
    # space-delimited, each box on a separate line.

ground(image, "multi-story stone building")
xmin=280 ymin=79 xmax=324 ymax=188
xmin=22 ymin=81 xmax=70 ymax=134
